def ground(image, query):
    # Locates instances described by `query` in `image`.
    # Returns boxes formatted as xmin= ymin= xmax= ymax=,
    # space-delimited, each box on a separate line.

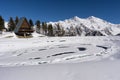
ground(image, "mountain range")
xmin=49 ymin=16 xmax=120 ymax=36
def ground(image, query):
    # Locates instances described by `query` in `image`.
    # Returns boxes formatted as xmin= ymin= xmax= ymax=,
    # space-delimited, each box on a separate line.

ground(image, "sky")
xmin=0 ymin=0 xmax=120 ymax=24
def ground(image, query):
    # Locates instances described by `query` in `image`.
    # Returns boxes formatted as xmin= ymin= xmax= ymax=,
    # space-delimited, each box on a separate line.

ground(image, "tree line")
xmin=0 ymin=15 xmax=66 ymax=36
xmin=0 ymin=16 xmax=48 ymax=35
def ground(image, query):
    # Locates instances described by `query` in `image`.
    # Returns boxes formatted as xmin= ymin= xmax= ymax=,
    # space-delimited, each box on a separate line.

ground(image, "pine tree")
xmin=56 ymin=23 xmax=62 ymax=36
xmin=48 ymin=24 xmax=53 ymax=36
xmin=61 ymin=27 xmax=65 ymax=36
xmin=8 ymin=17 xmax=16 ymax=31
xmin=29 ymin=19 xmax=34 ymax=29
xmin=35 ymin=20 xmax=41 ymax=33
xmin=29 ymin=19 xmax=34 ymax=26
xmin=69 ymin=26 xmax=76 ymax=36
xmin=15 ymin=16 xmax=19 ymax=25
xmin=0 ymin=16 xmax=5 ymax=31
xmin=42 ymin=22 xmax=47 ymax=35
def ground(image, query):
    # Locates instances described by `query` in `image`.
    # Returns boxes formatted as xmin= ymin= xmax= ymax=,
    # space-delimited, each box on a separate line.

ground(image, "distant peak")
xmin=72 ymin=16 xmax=80 ymax=21
xmin=73 ymin=16 xmax=79 ymax=19
xmin=87 ymin=16 xmax=99 ymax=19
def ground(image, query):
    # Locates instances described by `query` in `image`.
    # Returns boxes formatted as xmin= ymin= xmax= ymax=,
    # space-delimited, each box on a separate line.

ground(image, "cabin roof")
xmin=14 ymin=17 xmax=27 ymax=33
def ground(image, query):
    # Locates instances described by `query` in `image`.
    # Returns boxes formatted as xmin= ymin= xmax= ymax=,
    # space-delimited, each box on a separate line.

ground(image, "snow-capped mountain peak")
xmin=72 ymin=16 xmax=81 ymax=21
xmin=87 ymin=16 xmax=99 ymax=19
xmin=87 ymin=16 xmax=111 ymax=25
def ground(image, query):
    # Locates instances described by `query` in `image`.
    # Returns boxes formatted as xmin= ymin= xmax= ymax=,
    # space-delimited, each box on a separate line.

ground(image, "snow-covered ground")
xmin=0 ymin=33 xmax=120 ymax=80
xmin=1 ymin=61 xmax=120 ymax=80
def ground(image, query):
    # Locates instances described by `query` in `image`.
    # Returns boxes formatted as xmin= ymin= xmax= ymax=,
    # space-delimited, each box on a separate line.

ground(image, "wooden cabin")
xmin=14 ymin=17 xmax=34 ymax=36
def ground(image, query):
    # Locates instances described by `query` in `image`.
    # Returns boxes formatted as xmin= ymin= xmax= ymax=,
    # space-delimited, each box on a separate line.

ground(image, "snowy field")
xmin=0 ymin=33 xmax=120 ymax=80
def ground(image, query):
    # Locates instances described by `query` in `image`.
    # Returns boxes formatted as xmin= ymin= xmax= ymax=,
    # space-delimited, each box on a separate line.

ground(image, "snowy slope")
xmin=49 ymin=16 xmax=120 ymax=36
xmin=0 ymin=36 xmax=120 ymax=80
